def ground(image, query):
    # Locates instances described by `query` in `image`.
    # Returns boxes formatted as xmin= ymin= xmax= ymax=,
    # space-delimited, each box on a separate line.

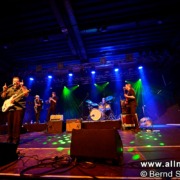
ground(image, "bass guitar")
xmin=123 ymin=87 xmax=128 ymax=105
xmin=2 ymin=89 xmax=30 ymax=112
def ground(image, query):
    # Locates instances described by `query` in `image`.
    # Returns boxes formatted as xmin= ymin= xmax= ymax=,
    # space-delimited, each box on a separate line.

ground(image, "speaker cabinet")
xmin=70 ymin=129 xmax=123 ymax=165
xmin=121 ymin=113 xmax=138 ymax=129
xmin=120 ymin=100 xmax=130 ymax=114
xmin=0 ymin=143 xmax=18 ymax=166
xmin=47 ymin=120 xmax=62 ymax=133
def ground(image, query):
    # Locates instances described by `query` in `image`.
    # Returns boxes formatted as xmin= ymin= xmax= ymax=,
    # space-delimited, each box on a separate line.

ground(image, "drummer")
xmin=98 ymin=97 xmax=111 ymax=119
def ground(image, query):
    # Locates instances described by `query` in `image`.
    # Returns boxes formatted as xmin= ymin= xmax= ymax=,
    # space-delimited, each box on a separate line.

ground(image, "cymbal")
xmin=105 ymin=96 xmax=114 ymax=102
xmin=86 ymin=99 xmax=93 ymax=104
xmin=91 ymin=103 xmax=98 ymax=106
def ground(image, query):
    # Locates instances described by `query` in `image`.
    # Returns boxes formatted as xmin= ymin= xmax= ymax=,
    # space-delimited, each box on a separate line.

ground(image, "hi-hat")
xmin=105 ymin=96 xmax=114 ymax=102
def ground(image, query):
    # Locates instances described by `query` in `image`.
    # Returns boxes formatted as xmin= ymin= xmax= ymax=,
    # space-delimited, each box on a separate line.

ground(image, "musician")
xmin=124 ymin=83 xmax=140 ymax=132
xmin=1 ymin=77 xmax=29 ymax=145
xmin=34 ymin=95 xmax=43 ymax=123
xmin=98 ymin=97 xmax=111 ymax=120
xmin=46 ymin=92 xmax=58 ymax=122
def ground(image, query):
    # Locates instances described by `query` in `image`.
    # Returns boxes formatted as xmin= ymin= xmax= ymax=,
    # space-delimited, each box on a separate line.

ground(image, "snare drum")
xmin=90 ymin=108 xmax=102 ymax=121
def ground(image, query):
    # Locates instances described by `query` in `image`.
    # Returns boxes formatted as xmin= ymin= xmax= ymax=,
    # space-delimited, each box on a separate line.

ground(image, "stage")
xmin=0 ymin=123 xmax=180 ymax=179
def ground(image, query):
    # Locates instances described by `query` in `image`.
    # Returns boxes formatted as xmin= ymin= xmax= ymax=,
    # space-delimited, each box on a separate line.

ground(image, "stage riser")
xmin=82 ymin=120 xmax=122 ymax=130
xmin=0 ymin=120 xmax=122 ymax=134
xmin=23 ymin=123 xmax=47 ymax=132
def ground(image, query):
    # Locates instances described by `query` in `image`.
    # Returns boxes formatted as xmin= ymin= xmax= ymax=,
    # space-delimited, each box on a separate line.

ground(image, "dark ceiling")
xmin=0 ymin=0 xmax=180 ymax=82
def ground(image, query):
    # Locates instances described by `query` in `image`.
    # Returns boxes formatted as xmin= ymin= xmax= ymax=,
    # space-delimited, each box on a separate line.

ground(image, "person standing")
xmin=46 ymin=92 xmax=58 ymax=122
xmin=34 ymin=95 xmax=43 ymax=123
xmin=124 ymin=83 xmax=140 ymax=132
xmin=1 ymin=77 xmax=29 ymax=145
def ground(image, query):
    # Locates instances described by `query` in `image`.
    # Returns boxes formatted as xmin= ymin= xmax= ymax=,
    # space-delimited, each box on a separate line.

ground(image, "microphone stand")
xmin=79 ymin=93 xmax=89 ymax=120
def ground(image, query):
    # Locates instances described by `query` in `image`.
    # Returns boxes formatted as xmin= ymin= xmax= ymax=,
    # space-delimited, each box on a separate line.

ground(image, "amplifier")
xmin=66 ymin=119 xmax=82 ymax=132
xmin=47 ymin=120 xmax=62 ymax=134
xmin=50 ymin=115 xmax=63 ymax=121
xmin=121 ymin=113 xmax=138 ymax=129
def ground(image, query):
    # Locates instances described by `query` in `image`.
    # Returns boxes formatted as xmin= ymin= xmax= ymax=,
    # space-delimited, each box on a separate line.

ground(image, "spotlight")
xmin=114 ymin=68 xmax=119 ymax=72
xmin=91 ymin=70 xmax=96 ymax=74
xmin=90 ymin=66 xmax=96 ymax=74
xmin=68 ymin=70 xmax=73 ymax=77
xmin=29 ymin=77 xmax=34 ymax=81
xmin=48 ymin=75 xmax=52 ymax=79
xmin=68 ymin=72 xmax=73 ymax=77
xmin=138 ymin=66 xmax=143 ymax=69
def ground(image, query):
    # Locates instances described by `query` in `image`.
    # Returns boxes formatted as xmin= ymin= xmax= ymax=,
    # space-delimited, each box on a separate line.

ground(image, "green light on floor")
xmin=132 ymin=154 xmax=140 ymax=160
xmin=43 ymin=142 xmax=47 ymax=144
xmin=68 ymin=149 xmax=70 ymax=155
xmin=117 ymin=147 xmax=123 ymax=152
xmin=57 ymin=147 xmax=64 ymax=151
xmin=60 ymin=141 xmax=66 ymax=144
xmin=146 ymin=145 xmax=152 ymax=147
xmin=130 ymin=141 xmax=135 ymax=144
xmin=139 ymin=136 xmax=143 ymax=138
xmin=154 ymin=138 xmax=158 ymax=140
xmin=52 ymin=142 xmax=58 ymax=145
xmin=128 ymin=148 xmax=134 ymax=152
xmin=160 ymin=142 xmax=165 ymax=146
xmin=146 ymin=137 xmax=150 ymax=139
xmin=67 ymin=140 xmax=71 ymax=143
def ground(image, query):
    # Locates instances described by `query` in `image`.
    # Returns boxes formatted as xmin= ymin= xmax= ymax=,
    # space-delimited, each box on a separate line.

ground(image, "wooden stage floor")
xmin=0 ymin=124 xmax=180 ymax=179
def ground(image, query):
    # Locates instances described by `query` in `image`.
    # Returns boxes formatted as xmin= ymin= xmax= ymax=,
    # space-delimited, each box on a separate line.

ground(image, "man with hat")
xmin=34 ymin=95 xmax=43 ymax=123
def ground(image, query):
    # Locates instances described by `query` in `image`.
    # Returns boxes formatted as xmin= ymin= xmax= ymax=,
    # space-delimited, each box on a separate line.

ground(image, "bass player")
xmin=1 ymin=77 xmax=29 ymax=145
xmin=124 ymin=83 xmax=140 ymax=133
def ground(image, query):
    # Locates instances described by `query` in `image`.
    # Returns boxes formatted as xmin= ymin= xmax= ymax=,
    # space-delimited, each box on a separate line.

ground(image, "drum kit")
xmin=86 ymin=96 xmax=115 ymax=121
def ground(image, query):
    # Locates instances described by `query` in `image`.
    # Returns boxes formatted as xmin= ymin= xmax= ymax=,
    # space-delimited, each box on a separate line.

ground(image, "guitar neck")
xmin=13 ymin=89 xmax=29 ymax=101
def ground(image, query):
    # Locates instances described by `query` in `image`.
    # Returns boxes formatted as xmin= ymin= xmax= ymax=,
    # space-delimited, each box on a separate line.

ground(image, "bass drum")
xmin=90 ymin=108 xmax=102 ymax=121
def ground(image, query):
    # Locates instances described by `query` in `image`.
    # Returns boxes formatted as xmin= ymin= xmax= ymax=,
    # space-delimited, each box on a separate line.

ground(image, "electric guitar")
xmin=2 ymin=89 xmax=30 ymax=112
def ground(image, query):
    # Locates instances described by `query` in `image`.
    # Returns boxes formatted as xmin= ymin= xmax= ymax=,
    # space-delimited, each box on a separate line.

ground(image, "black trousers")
xmin=6 ymin=109 xmax=25 ymax=144
xmin=47 ymin=107 xmax=56 ymax=122
xmin=129 ymin=103 xmax=139 ymax=129
xmin=35 ymin=110 xmax=42 ymax=123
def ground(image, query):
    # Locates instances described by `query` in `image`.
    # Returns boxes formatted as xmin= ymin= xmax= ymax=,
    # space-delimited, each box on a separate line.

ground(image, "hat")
xmin=35 ymin=95 xmax=39 ymax=98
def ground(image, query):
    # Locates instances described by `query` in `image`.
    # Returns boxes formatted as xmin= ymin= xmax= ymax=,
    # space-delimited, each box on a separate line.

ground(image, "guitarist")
xmin=124 ymin=83 xmax=140 ymax=133
xmin=34 ymin=95 xmax=43 ymax=123
xmin=46 ymin=92 xmax=58 ymax=122
xmin=1 ymin=76 xmax=29 ymax=145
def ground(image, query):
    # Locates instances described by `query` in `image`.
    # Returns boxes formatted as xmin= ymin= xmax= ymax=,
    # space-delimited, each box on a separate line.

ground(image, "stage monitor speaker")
xmin=0 ymin=143 xmax=18 ymax=166
xmin=70 ymin=129 xmax=123 ymax=165
xmin=47 ymin=120 xmax=62 ymax=134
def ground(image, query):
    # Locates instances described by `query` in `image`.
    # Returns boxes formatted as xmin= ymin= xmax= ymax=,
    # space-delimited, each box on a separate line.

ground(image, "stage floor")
xmin=0 ymin=124 xmax=180 ymax=179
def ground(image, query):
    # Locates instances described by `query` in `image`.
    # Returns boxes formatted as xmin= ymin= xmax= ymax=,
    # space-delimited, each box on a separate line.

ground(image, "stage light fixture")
xmin=48 ymin=75 xmax=52 ymax=79
xmin=138 ymin=66 xmax=143 ymax=69
xmin=68 ymin=70 xmax=73 ymax=77
xmin=114 ymin=68 xmax=119 ymax=72
xmin=29 ymin=77 xmax=34 ymax=81
xmin=91 ymin=70 xmax=96 ymax=74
